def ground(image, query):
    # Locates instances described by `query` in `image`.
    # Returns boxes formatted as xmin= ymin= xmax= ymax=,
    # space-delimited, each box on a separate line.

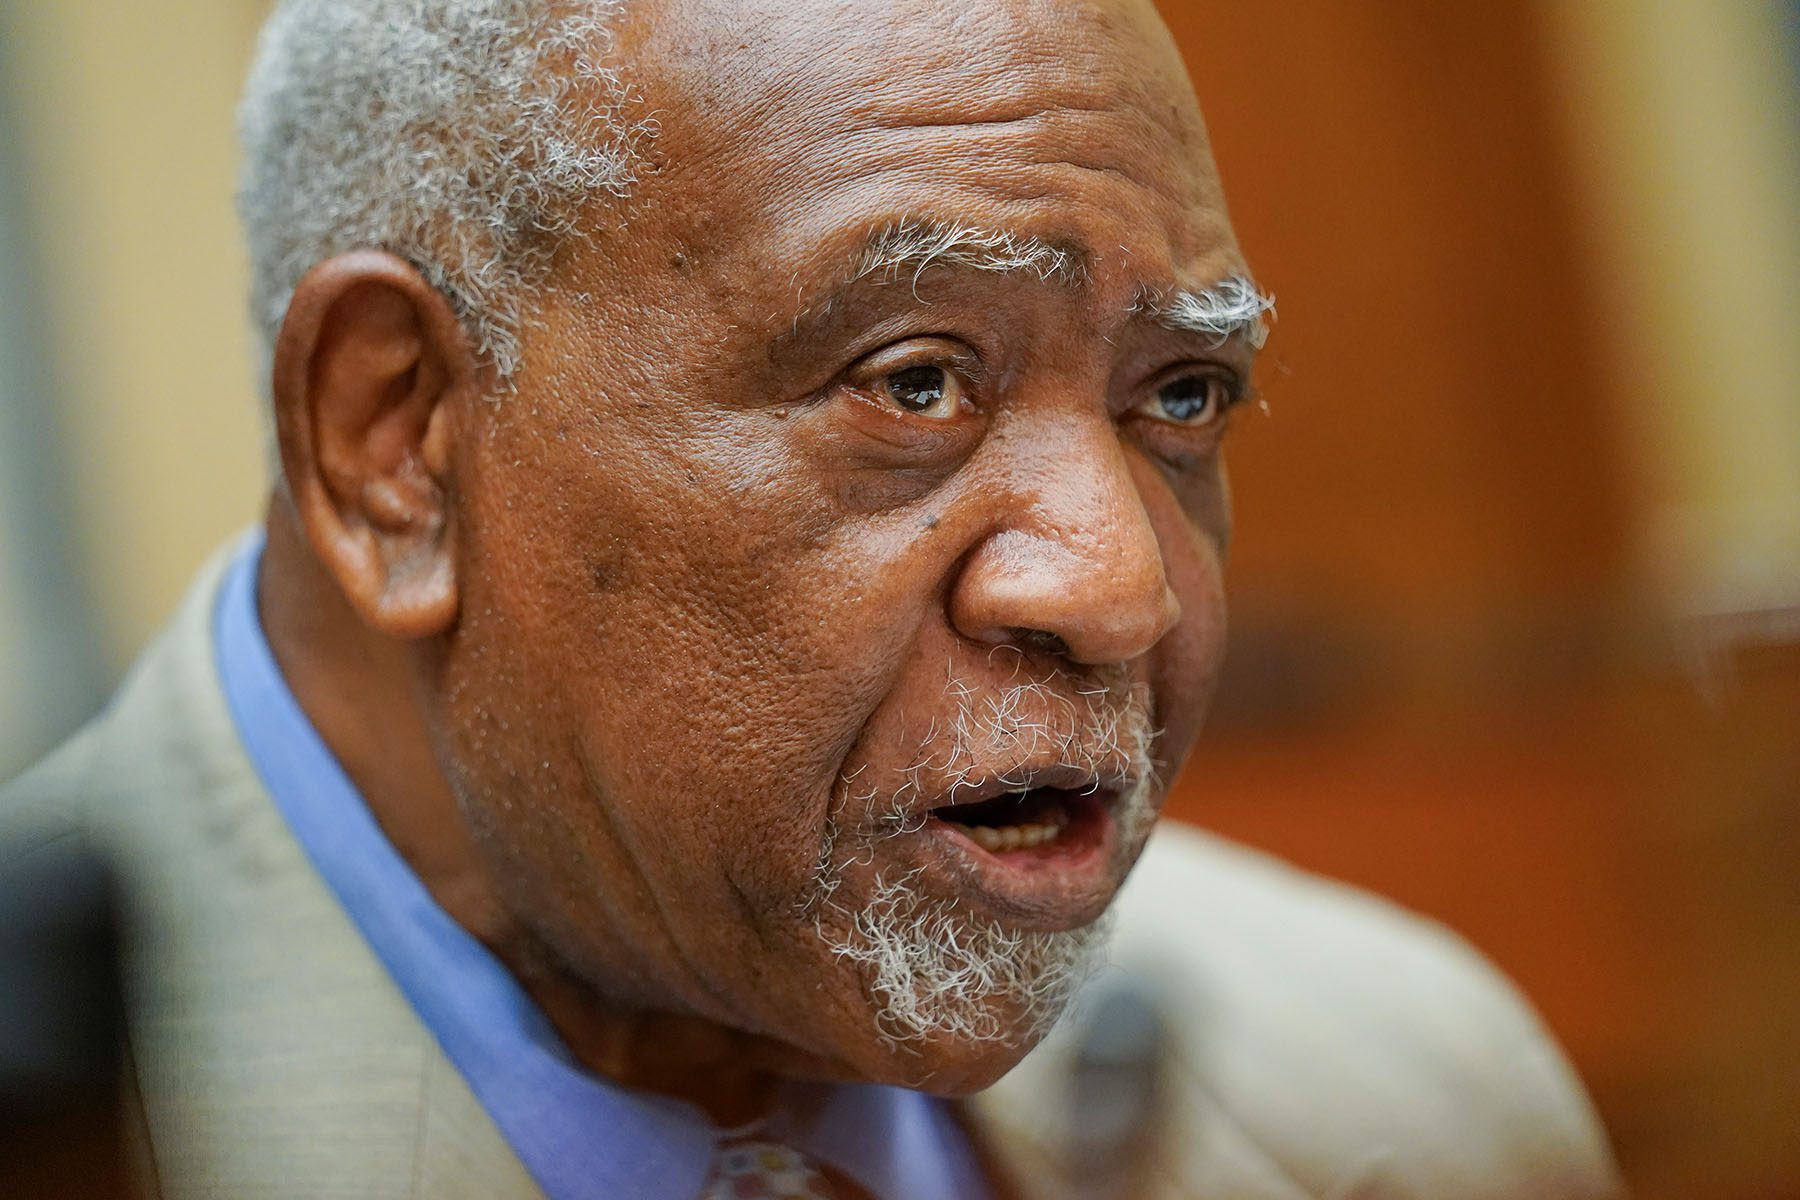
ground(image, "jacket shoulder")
xmin=2 ymin=548 xmax=539 ymax=1199
xmin=0 ymin=544 xmax=234 ymax=840
xmin=979 ymin=822 xmax=1623 ymax=1199
xmin=1123 ymin=823 xmax=1620 ymax=1196
xmin=0 ymin=674 xmax=139 ymax=866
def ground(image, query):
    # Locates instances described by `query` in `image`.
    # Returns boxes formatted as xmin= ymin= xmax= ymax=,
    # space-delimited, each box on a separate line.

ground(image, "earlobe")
xmin=271 ymin=250 xmax=473 ymax=640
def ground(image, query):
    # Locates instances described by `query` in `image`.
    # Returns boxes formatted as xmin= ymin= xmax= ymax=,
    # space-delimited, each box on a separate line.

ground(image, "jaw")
xmin=800 ymin=963 xmax=1099 ymax=1097
xmin=793 ymin=841 xmax=1121 ymax=1093
xmin=772 ymin=680 xmax=1162 ymax=1089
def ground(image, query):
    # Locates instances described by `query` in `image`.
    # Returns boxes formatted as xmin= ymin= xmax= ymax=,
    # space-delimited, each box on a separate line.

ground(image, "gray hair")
xmin=1136 ymin=274 xmax=1275 ymax=349
xmin=236 ymin=0 xmax=645 ymax=386
xmin=815 ymin=662 xmax=1157 ymax=1047
xmin=800 ymin=217 xmax=1274 ymax=351
xmin=853 ymin=218 xmax=1088 ymax=290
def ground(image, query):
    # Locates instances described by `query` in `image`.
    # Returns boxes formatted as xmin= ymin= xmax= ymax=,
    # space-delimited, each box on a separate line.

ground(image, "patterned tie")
xmin=699 ymin=1137 xmax=857 ymax=1200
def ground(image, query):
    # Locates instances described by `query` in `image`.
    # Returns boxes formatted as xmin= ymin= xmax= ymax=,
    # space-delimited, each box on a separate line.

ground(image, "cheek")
xmin=451 ymin=394 xmax=945 ymax=908
xmin=1146 ymin=476 xmax=1230 ymax=770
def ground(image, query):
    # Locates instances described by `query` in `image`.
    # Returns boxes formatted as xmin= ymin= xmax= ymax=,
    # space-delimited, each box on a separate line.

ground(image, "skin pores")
xmin=417 ymin=0 xmax=1251 ymax=1097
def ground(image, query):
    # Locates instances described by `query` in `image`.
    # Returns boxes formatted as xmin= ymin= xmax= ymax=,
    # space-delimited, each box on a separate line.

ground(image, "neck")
xmin=256 ymin=501 xmax=803 ymax=1124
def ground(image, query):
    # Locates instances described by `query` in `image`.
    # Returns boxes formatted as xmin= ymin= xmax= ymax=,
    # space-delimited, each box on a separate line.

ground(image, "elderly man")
xmin=1 ymin=0 xmax=1622 ymax=1197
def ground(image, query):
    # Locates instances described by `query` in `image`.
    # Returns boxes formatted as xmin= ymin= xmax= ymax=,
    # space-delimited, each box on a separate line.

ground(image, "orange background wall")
xmin=1156 ymin=5 xmax=1800 ymax=1196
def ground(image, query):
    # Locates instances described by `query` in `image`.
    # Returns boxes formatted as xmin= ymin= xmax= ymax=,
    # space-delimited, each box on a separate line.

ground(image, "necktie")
xmin=699 ymin=1138 xmax=846 ymax=1199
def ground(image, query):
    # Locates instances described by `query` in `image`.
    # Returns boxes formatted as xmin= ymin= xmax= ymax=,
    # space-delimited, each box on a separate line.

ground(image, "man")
xmin=0 ymin=0 xmax=1622 ymax=1196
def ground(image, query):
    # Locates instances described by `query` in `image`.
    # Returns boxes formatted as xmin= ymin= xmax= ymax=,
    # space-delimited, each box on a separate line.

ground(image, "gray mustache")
xmin=837 ymin=667 xmax=1158 ymax=841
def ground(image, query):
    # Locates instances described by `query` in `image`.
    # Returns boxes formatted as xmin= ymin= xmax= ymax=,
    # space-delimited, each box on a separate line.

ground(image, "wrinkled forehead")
xmin=619 ymin=0 xmax=1199 ymax=124
xmin=606 ymin=0 xmax=1238 ymax=293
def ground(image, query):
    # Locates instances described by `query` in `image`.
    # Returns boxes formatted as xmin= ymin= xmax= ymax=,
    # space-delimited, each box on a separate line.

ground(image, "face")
xmin=430 ymin=0 xmax=1252 ymax=1092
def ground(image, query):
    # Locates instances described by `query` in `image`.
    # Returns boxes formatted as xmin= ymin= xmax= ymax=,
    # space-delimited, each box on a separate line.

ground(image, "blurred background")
xmin=0 ymin=1 xmax=1794 ymax=1196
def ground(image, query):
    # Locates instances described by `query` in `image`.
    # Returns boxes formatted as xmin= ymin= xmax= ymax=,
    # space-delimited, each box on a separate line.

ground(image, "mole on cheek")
xmin=588 ymin=543 xmax=631 ymax=593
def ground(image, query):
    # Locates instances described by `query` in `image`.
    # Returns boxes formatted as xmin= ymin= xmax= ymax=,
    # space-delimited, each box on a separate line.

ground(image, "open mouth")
xmin=929 ymin=785 xmax=1109 ymax=856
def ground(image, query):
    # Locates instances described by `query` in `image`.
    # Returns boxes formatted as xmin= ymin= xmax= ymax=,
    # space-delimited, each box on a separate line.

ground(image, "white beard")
xmin=812 ymin=662 xmax=1158 ymax=1047
xmin=822 ymin=868 xmax=1116 ymax=1048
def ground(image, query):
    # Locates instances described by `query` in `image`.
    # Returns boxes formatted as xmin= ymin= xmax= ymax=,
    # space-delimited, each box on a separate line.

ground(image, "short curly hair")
xmin=236 ymin=0 xmax=647 ymax=388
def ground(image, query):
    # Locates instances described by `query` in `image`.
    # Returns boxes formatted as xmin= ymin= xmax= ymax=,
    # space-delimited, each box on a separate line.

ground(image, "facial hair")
xmin=813 ymin=665 xmax=1158 ymax=1047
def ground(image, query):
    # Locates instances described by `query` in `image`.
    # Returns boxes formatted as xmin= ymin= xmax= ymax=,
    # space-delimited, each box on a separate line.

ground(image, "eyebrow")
xmin=788 ymin=216 xmax=1274 ymax=350
xmin=848 ymin=217 xmax=1089 ymax=289
xmin=1131 ymin=276 xmax=1276 ymax=350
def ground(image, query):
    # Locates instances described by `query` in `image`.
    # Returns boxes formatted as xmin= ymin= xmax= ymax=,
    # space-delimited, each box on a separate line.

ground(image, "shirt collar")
xmin=212 ymin=533 xmax=989 ymax=1200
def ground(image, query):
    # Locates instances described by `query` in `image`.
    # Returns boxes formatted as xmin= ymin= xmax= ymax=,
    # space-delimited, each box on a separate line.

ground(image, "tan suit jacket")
xmin=0 ymin=555 xmax=1621 ymax=1198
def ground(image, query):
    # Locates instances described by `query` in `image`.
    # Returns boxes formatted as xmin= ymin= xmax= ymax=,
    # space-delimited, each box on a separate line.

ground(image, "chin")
xmin=809 ymin=914 xmax=1110 ymax=1095
xmin=876 ymin=1025 xmax=1061 ymax=1097
xmin=788 ymin=848 xmax=1116 ymax=1096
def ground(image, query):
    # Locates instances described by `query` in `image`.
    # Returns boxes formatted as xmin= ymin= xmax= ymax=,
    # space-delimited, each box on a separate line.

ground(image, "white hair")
xmin=829 ymin=870 xmax=1117 ymax=1048
xmin=817 ymin=664 xmax=1159 ymax=1047
xmin=854 ymin=217 xmax=1087 ymax=291
xmin=236 ymin=0 xmax=647 ymax=386
xmin=1136 ymin=274 xmax=1276 ymax=349
xmin=835 ymin=217 xmax=1274 ymax=349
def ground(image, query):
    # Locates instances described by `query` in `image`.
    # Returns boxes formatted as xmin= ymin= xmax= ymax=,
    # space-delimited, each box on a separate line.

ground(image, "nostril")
xmin=1010 ymin=628 xmax=1071 ymax=658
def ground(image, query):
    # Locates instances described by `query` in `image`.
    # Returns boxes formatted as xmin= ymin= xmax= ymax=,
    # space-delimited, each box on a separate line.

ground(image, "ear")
xmin=271 ymin=250 xmax=476 ymax=639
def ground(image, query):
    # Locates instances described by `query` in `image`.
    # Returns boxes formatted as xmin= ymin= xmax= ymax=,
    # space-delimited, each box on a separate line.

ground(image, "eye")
xmin=880 ymin=364 xmax=965 ymax=420
xmin=1138 ymin=372 xmax=1233 ymax=427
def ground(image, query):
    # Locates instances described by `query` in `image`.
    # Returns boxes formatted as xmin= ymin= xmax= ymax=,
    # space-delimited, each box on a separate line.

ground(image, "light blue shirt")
xmin=214 ymin=535 xmax=990 ymax=1200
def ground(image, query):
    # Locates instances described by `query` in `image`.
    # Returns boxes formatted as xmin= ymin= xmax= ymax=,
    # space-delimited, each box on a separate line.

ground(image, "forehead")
xmin=626 ymin=0 xmax=1194 ymax=122
xmin=607 ymin=0 xmax=1241 ymax=298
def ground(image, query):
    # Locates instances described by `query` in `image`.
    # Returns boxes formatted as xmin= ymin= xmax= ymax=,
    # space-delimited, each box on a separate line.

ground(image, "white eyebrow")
xmin=817 ymin=219 xmax=1273 ymax=351
xmin=852 ymin=218 xmax=1086 ymax=288
xmin=1134 ymin=275 xmax=1275 ymax=350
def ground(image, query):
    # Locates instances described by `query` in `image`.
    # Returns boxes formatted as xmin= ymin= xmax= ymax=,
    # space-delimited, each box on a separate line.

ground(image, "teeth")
xmin=950 ymin=821 xmax=1065 ymax=852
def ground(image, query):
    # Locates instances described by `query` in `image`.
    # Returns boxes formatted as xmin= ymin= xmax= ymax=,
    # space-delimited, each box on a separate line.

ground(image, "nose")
xmin=949 ymin=436 xmax=1181 ymax=666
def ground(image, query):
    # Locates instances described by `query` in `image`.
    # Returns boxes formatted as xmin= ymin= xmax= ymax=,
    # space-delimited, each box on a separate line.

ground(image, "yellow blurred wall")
xmin=5 ymin=0 xmax=266 ymax=671
xmin=1541 ymin=0 xmax=1800 ymax=618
